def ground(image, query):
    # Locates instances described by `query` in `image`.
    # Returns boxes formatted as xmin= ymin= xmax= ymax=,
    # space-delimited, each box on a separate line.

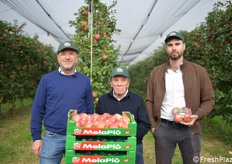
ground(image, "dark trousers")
xmin=153 ymin=120 xmax=201 ymax=164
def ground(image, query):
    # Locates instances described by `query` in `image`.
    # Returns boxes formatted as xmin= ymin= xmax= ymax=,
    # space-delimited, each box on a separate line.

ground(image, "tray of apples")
xmin=66 ymin=110 xmax=137 ymax=136
xmin=172 ymin=107 xmax=192 ymax=123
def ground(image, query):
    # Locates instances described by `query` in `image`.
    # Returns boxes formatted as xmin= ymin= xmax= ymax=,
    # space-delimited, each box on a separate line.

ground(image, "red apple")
xmin=174 ymin=114 xmax=183 ymax=123
xmin=183 ymin=114 xmax=191 ymax=122
xmin=86 ymin=114 xmax=94 ymax=121
xmin=91 ymin=118 xmax=98 ymax=123
xmin=120 ymin=121 xmax=129 ymax=128
xmin=80 ymin=25 xmax=88 ymax=31
xmin=109 ymin=122 xmax=120 ymax=128
xmin=99 ymin=115 xmax=106 ymax=122
xmin=114 ymin=113 xmax=122 ymax=120
xmin=93 ymin=120 xmax=100 ymax=127
xmin=102 ymin=54 xmax=108 ymax=61
xmin=15 ymin=28 xmax=19 ymax=33
xmin=103 ymin=32 xmax=107 ymax=37
xmin=102 ymin=113 xmax=111 ymax=119
xmin=71 ymin=114 xmax=80 ymax=122
xmin=94 ymin=33 xmax=100 ymax=40
xmin=2 ymin=33 xmax=7 ymax=38
xmin=103 ymin=119 xmax=112 ymax=128
xmin=84 ymin=121 xmax=94 ymax=128
xmin=80 ymin=113 xmax=88 ymax=118
xmin=92 ymin=92 xmax=97 ymax=98
xmin=79 ymin=117 xmax=87 ymax=127
xmin=172 ymin=107 xmax=180 ymax=115
xmin=92 ymin=113 xmax=100 ymax=119
xmin=76 ymin=121 xmax=82 ymax=127
xmin=109 ymin=116 xmax=117 ymax=123
xmin=121 ymin=115 xmax=130 ymax=124
xmin=93 ymin=38 xmax=97 ymax=42
xmin=83 ymin=10 xmax=88 ymax=15
xmin=81 ymin=20 xmax=88 ymax=25
xmin=96 ymin=121 xmax=105 ymax=128
xmin=117 ymin=119 xmax=129 ymax=128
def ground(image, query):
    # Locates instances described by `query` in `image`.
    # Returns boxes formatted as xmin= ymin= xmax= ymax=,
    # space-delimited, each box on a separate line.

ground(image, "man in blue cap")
xmin=96 ymin=67 xmax=151 ymax=164
xmin=30 ymin=41 xmax=94 ymax=163
xmin=146 ymin=31 xmax=215 ymax=164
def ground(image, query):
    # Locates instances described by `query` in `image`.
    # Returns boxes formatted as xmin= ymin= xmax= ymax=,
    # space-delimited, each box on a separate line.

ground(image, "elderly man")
xmin=96 ymin=67 xmax=151 ymax=164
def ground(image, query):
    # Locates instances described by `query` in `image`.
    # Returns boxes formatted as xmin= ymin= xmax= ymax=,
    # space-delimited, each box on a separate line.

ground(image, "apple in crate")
xmin=71 ymin=114 xmax=80 ymax=122
xmin=95 ymin=121 xmax=105 ymax=128
xmin=70 ymin=112 xmax=131 ymax=128
xmin=109 ymin=123 xmax=120 ymax=128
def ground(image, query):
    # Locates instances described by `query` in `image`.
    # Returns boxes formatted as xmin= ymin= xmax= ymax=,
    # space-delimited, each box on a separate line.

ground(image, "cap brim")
xmin=57 ymin=47 xmax=77 ymax=54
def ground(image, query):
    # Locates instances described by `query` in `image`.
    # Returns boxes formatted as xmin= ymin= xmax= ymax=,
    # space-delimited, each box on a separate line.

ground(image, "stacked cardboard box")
xmin=65 ymin=110 xmax=137 ymax=164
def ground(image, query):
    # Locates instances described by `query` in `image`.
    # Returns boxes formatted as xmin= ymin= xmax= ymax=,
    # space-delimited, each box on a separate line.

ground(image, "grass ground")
xmin=0 ymin=104 xmax=231 ymax=164
xmin=143 ymin=132 xmax=232 ymax=164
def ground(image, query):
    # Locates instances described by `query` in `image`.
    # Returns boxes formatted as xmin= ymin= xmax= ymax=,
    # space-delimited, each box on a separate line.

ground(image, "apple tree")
xmin=129 ymin=46 xmax=168 ymax=98
xmin=0 ymin=20 xmax=57 ymax=114
xmin=70 ymin=0 xmax=120 ymax=106
xmin=183 ymin=1 xmax=232 ymax=126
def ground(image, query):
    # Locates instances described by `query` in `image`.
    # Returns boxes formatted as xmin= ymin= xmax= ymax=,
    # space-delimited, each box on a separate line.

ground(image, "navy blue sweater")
xmin=30 ymin=70 xmax=94 ymax=141
xmin=96 ymin=90 xmax=151 ymax=144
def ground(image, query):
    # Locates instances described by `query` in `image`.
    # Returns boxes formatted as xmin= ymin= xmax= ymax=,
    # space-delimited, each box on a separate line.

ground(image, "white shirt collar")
xmin=113 ymin=89 xmax=128 ymax=101
xmin=58 ymin=67 xmax=76 ymax=75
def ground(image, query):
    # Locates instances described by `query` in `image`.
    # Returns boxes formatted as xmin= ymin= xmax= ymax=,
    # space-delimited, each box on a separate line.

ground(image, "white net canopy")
xmin=0 ymin=0 xmax=225 ymax=65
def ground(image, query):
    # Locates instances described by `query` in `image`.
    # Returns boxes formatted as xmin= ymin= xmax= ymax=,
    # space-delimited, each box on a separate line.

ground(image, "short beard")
xmin=60 ymin=65 xmax=75 ymax=72
xmin=169 ymin=53 xmax=182 ymax=61
xmin=63 ymin=66 xmax=74 ymax=72
xmin=58 ymin=60 xmax=77 ymax=72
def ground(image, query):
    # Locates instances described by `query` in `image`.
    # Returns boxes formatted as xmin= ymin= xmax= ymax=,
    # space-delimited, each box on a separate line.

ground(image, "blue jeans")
xmin=40 ymin=130 xmax=66 ymax=164
xmin=136 ymin=143 xmax=144 ymax=164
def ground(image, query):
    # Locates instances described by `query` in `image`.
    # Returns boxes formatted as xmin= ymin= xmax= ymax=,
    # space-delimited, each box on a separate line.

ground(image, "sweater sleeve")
xmin=30 ymin=77 xmax=46 ymax=141
xmin=136 ymin=97 xmax=151 ymax=140
xmin=85 ymin=79 xmax=94 ymax=114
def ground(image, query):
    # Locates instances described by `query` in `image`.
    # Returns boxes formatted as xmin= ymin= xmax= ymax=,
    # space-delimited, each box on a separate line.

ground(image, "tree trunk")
xmin=221 ymin=118 xmax=227 ymax=132
xmin=8 ymin=100 xmax=16 ymax=115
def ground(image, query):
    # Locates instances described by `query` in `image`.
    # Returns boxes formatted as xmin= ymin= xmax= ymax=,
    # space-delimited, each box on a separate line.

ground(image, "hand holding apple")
xmin=180 ymin=114 xmax=199 ymax=126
